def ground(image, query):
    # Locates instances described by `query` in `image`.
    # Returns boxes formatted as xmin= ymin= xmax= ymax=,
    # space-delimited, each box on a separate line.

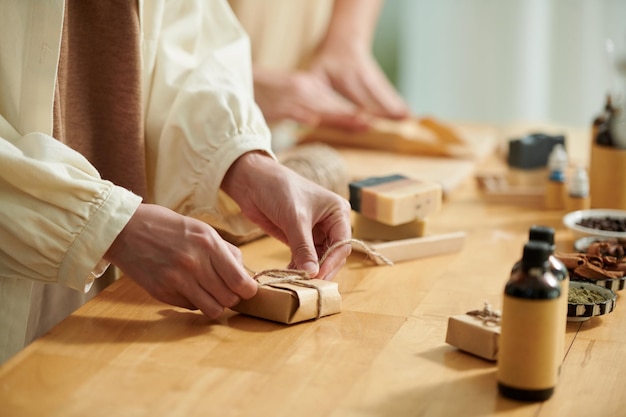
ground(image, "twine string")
xmin=466 ymin=301 xmax=501 ymax=327
xmin=247 ymin=239 xmax=393 ymax=319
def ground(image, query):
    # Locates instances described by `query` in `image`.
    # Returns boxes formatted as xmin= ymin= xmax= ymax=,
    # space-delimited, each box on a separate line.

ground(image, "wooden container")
xmin=589 ymin=143 xmax=626 ymax=209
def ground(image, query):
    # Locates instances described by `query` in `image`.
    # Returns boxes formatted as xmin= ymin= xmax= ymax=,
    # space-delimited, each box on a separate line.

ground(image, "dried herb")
xmin=568 ymin=286 xmax=607 ymax=304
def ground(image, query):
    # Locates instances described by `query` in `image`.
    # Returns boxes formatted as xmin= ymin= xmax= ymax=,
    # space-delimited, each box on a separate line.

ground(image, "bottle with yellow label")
xmin=498 ymin=241 xmax=562 ymax=402
xmin=525 ymin=225 xmax=569 ymax=370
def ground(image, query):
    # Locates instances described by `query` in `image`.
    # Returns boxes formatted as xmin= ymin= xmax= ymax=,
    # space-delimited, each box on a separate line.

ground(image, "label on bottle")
xmin=557 ymin=276 xmax=569 ymax=365
xmin=549 ymin=256 xmax=570 ymax=365
xmin=497 ymin=295 xmax=561 ymax=390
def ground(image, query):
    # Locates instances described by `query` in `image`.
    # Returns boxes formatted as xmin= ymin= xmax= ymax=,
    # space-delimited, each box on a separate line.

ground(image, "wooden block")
xmin=351 ymin=231 xmax=466 ymax=263
xmin=349 ymin=174 xmax=442 ymax=226
xmin=352 ymin=212 xmax=426 ymax=241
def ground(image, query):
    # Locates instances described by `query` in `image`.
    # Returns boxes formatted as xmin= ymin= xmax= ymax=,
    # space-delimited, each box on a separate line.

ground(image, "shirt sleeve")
xmin=142 ymin=0 xmax=274 ymax=238
xmin=0 ymin=119 xmax=142 ymax=292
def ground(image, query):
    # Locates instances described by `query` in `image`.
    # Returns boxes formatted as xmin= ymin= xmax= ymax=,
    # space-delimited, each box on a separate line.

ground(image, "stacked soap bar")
xmin=349 ymin=174 xmax=442 ymax=241
xmin=352 ymin=213 xmax=426 ymax=241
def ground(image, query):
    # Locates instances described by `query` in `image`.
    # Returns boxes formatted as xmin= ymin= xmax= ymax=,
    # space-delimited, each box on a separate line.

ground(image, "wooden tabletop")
xmin=1 ymin=124 xmax=623 ymax=417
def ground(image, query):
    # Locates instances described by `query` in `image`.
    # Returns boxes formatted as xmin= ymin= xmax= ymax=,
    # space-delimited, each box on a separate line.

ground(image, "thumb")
xmin=288 ymin=228 xmax=319 ymax=277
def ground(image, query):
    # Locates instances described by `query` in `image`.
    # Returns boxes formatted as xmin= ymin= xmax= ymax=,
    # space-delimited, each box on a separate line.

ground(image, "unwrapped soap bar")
xmin=349 ymin=174 xmax=442 ymax=226
xmin=232 ymin=278 xmax=341 ymax=324
xmin=445 ymin=314 xmax=501 ymax=361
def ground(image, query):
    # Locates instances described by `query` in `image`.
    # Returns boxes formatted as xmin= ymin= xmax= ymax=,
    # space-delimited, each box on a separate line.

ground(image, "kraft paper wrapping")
xmin=445 ymin=311 xmax=501 ymax=361
xmin=232 ymin=277 xmax=342 ymax=324
xmin=231 ymin=239 xmax=391 ymax=324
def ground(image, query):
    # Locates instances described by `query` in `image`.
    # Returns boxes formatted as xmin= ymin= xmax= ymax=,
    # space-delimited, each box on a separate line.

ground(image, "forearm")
xmin=221 ymin=151 xmax=274 ymax=205
xmin=144 ymin=0 xmax=273 ymax=215
xmin=322 ymin=0 xmax=383 ymax=51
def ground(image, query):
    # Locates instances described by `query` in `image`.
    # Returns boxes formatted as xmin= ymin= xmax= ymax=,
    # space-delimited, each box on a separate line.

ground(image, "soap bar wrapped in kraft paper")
xmin=232 ymin=239 xmax=392 ymax=324
xmin=445 ymin=303 xmax=501 ymax=361
xmin=232 ymin=274 xmax=342 ymax=324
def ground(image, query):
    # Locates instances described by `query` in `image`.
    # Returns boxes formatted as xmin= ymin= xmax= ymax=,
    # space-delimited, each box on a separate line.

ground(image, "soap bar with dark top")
xmin=349 ymin=174 xmax=442 ymax=226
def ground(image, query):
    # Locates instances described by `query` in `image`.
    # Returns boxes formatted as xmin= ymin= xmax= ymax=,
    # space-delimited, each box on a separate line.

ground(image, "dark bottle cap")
xmin=528 ymin=225 xmax=555 ymax=248
xmin=521 ymin=241 xmax=551 ymax=268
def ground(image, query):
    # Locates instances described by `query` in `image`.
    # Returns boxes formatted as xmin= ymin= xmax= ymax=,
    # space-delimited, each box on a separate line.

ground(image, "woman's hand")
xmin=309 ymin=40 xmax=410 ymax=121
xmin=221 ymin=151 xmax=352 ymax=280
xmin=253 ymin=67 xmax=370 ymax=131
xmin=104 ymin=203 xmax=258 ymax=319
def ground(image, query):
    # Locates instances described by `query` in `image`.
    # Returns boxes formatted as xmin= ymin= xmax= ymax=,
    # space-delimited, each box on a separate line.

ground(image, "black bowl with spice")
xmin=567 ymin=281 xmax=617 ymax=322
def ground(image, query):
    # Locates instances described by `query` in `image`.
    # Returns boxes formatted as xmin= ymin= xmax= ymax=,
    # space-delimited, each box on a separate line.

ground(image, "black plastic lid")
xmin=521 ymin=241 xmax=551 ymax=268
xmin=528 ymin=225 xmax=555 ymax=248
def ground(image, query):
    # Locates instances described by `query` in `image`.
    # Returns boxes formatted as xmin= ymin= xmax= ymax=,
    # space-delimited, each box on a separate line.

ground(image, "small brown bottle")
xmin=498 ymin=241 xmax=562 ymax=401
xmin=512 ymin=227 xmax=569 ymax=361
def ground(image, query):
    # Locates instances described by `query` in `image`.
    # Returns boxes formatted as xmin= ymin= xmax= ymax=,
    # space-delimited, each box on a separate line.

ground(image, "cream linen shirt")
xmin=0 ymin=0 xmax=272 ymax=363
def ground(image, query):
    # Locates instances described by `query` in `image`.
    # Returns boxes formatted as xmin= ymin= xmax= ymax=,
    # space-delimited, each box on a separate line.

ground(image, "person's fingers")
xmin=196 ymin=266 xmax=243 ymax=308
xmin=318 ymin=253 xmax=348 ymax=281
xmin=156 ymin=290 xmax=197 ymax=311
xmin=317 ymin=111 xmax=371 ymax=131
xmin=179 ymin=283 xmax=225 ymax=319
xmin=317 ymin=232 xmax=352 ymax=278
xmin=286 ymin=240 xmax=350 ymax=280
xmin=365 ymin=78 xmax=411 ymax=119
xmin=338 ymin=74 xmax=395 ymax=118
xmin=210 ymin=259 xmax=258 ymax=302
xmin=284 ymin=223 xmax=320 ymax=277
xmin=323 ymin=60 xmax=410 ymax=120
xmin=289 ymin=108 xmax=321 ymax=127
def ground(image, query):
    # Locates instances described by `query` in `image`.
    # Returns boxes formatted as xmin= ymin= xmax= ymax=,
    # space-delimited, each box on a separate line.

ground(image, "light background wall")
xmin=373 ymin=0 xmax=626 ymax=129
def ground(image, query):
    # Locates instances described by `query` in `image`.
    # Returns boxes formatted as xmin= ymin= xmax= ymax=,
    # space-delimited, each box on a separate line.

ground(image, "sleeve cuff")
xmin=59 ymin=185 xmax=142 ymax=292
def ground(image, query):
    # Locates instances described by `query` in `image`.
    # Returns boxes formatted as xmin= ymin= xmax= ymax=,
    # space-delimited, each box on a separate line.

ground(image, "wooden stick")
xmin=352 ymin=231 xmax=466 ymax=263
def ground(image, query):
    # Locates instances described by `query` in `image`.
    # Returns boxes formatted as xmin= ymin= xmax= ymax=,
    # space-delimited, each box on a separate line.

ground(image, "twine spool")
xmin=278 ymin=143 xmax=350 ymax=198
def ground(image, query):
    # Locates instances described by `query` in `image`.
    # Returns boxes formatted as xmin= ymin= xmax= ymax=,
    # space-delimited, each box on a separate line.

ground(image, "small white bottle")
xmin=566 ymin=166 xmax=591 ymax=211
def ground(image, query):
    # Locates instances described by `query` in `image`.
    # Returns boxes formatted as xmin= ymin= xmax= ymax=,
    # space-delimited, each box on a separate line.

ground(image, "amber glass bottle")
xmin=524 ymin=225 xmax=569 ymax=370
xmin=498 ymin=241 xmax=562 ymax=401
xmin=527 ymin=225 xmax=569 ymax=290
